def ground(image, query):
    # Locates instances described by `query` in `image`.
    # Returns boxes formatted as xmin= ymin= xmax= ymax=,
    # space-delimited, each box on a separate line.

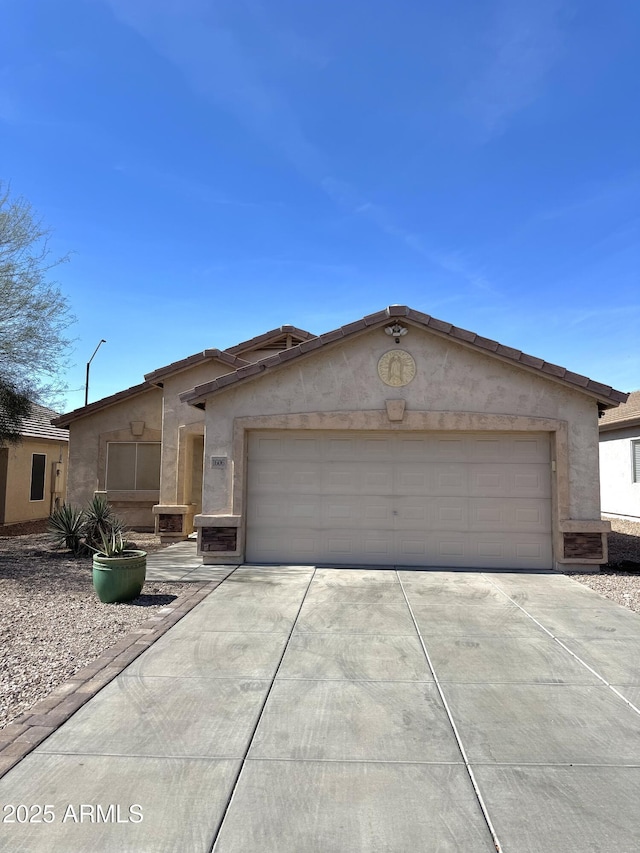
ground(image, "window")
xmin=30 ymin=453 xmax=46 ymax=501
xmin=106 ymin=443 xmax=161 ymax=490
xmin=633 ymin=440 xmax=640 ymax=484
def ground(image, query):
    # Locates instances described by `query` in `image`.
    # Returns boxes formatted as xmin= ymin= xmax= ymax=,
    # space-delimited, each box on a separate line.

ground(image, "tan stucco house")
xmin=0 ymin=404 xmax=69 ymax=528
xmin=54 ymin=306 xmax=628 ymax=571
xmin=599 ymin=390 xmax=640 ymax=520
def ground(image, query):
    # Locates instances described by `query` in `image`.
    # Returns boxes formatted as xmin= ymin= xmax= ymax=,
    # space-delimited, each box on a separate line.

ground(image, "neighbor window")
xmin=30 ymin=453 xmax=46 ymax=501
xmin=106 ymin=443 xmax=161 ymax=490
xmin=633 ymin=440 xmax=640 ymax=484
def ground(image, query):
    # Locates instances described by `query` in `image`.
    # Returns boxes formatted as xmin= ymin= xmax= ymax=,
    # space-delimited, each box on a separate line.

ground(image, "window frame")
xmin=30 ymin=453 xmax=47 ymax=502
xmin=632 ymin=439 xmax=640 ymax=484
xmin=106 ymin=442 xmax=161 ymax=491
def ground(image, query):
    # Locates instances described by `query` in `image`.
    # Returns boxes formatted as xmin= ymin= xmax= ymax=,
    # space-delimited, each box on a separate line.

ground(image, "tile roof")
xmin=144 ymin=328 xmax=316 ymax=386
xmin=180 ymin=305 xmax=629 ymax=409
xmin=224 ymin=325 xmax=316 ymax=356
xmin=52 ymin=381 xmax=157 ymax=427
xmin=599 ymin=389 xmax=640 ymax=431
xmin=145 ymin=349 xmax=248 ymax=386
xmin=54 ymin=329 xmax=316 ymax=424
xmin=19 ymin=403 xmax=69 ymax=442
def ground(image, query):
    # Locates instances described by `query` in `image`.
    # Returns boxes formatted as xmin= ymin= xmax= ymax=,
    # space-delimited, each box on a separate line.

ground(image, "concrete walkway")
xmin=144 ymin=539 xmax=214 ymax=581
xmin=2 ymin=561 xmax=640 ymax=852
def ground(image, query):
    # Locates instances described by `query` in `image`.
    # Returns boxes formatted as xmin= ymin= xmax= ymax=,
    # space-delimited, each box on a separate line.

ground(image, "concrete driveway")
xmin=2 ymin=564 xmax=640 ymax=852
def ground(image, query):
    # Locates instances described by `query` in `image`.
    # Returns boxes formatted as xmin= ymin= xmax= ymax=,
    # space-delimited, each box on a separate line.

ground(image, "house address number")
xmin=210 ymin=457 xmax=228 ymax=469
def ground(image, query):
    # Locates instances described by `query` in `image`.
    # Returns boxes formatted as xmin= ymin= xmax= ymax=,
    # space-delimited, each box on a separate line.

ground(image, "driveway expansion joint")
xmin=4 ymin=565 xmax=640 ymax=852
xmin=397 ymin=572 xmax=504 ymax=853
xmin=206 ymin=567 xmax=319 ymax=853
xmin=481 ymin=572 xmax=640 ymax=718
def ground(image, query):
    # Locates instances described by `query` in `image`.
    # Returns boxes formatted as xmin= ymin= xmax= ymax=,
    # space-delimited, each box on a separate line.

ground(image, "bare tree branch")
xmin=0 ymin=181 xmax=75 ymax=444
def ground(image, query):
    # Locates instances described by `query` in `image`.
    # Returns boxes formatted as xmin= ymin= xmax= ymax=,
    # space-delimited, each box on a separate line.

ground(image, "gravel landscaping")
xmin=1 ymin=517 xmax=640 ymax=731
xmin=0 ymin=532 xmax=193 ymax=729
xmin=568 ymin=517 xmax=640 ymax=614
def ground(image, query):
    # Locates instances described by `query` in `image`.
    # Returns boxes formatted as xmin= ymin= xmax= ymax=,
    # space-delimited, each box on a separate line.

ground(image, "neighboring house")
xmin=0 ymin=403 xmax=69 ymax=527
xmin=54 ymin=305 xmax=628 ymax=572
xmin=599 ymin=390 xmax=640 ymax=520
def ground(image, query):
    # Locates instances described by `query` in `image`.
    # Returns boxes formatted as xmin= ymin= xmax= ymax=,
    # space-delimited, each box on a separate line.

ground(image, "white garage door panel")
xmin=246 ymin=431 xmax=553 ymax=569
xmin=249 ymin=495 xmax=397 ymax=530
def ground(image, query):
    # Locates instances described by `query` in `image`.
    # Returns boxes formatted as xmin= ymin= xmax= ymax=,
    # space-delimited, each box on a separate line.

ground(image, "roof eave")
xmin=52 ymin=381 xmax=158 ymax=427
xmin=180 ymin=306 xmax=628 ymax=409
xmin=144 ymin=349 xmax=248 ymax=386
xmin=224 ymin=325 xmax=316 ymax=356
xmin=600 ymin=415 xmax=640 ymax=433
xmin=20 ymin=430 xmax=69 ymax=441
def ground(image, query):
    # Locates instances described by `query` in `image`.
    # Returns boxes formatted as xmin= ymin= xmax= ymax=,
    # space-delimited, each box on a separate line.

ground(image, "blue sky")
xmin=1 ymin=0 xmax=638 ymax=412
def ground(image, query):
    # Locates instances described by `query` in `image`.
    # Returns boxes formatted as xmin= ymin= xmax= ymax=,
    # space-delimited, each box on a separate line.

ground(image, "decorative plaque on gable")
xmin=377 ymin=349 xmax=416 ymax=387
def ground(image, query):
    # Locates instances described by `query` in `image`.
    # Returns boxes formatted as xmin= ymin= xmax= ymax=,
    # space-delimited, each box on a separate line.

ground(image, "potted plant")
xmin=91 ymin=529 xmax=147 ymax=604
xmin=49 ymin=496 xmax=147 ymax=603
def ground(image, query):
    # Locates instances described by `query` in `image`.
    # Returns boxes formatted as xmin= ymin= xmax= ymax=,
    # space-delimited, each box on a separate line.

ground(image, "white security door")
xmin=246 ymin=431 xmax=552 ymax=569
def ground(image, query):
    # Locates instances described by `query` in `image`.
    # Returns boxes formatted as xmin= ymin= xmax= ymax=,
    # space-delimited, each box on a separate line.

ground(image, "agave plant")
xmin=48 ymin=504 xmax=86 ymax=555
xmin=48 ymin=495 xmax=128 ymax=557
xmin=82 ymin=495 xmax=125 ymax=552
xmin=95 ymin=528 xmax=128 ymax=557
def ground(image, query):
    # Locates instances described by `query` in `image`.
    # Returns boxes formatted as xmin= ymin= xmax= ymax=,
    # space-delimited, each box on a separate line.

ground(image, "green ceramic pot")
xmin=92 ymin=550 xmax=147 ymax=604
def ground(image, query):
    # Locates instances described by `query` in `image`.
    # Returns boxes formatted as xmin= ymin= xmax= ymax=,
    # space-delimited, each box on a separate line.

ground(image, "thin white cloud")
xmin=565 ymin=304 xmax=640 ymax=328
xmin=535 ymin=172 xmax=640 ymax=223
xmin=463 ymin=0 xmax=567 ymax=138
xmin=322 ymin=178 xmax=498 ymax=295
xmin=240 ymin=0 xmax=332 ymax=70
xmin=113 ymin=161 xmax=272 ymax=210
xmin=105 ymin=0 xmax=326 ymax=180
xmin=105 ymin=0 xmax=496 ymax=295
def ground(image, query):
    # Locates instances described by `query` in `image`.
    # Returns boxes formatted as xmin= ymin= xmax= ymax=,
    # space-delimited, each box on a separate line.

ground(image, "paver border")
xmin=0 ymin=580 xmax=221 ymax=780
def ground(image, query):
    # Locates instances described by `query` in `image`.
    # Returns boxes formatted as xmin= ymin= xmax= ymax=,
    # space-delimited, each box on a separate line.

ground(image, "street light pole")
xmin=85 ymin=339 xmax=107 ymax=406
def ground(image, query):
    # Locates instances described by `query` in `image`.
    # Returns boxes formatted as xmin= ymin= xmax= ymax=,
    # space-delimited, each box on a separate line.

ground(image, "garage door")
xmin=246 ymin=431 xmax=552 ymax=569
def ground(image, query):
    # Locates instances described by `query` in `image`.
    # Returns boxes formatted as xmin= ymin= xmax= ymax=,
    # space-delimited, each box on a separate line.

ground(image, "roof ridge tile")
xmin=427 ymin=317 xmax=454 ymax=334
xmin=407 ymin=309 xmax=432 ymax=325
xmin=179 ymin=305 xmax=628 ymax=409
xmin=47 ymin=304 xmax=625 ymax=416
xmin=449 ymin=326 xmax=475 ymax=342
xmin=474 ymin=335 xmax=500 ymax=352
xmin=519 ymin=353 xmax=545 ymax=369
xmin=224 ymin=325 xmax=316 ymax=355
xmin=363 ymin=309 xmax=391 ymax=326
xmin=540 ymin=362 xmax=566 ymax=378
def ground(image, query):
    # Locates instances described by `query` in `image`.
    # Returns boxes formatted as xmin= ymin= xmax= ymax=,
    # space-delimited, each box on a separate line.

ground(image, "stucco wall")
xmin=200 ymin=326 xmax=602 ymax=522
xmin=600 ymin=427 xmax=640 ymax=519
xmin=66 ymin=387 xmax=162 ymax=527
xmin=1 ymin=438 xmax=68 ymax=524
xmin=159 ymin=361 xmax=234 ymax=506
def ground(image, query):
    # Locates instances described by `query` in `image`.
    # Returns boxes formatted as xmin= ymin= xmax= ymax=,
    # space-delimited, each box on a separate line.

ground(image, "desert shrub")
xmin=82 ymin=494 xmax=125 ymax=552
xmin=48 ymin=496 xmax=127 ymax=556
xmin=48 ymin=504 xmax=86 ymax=555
